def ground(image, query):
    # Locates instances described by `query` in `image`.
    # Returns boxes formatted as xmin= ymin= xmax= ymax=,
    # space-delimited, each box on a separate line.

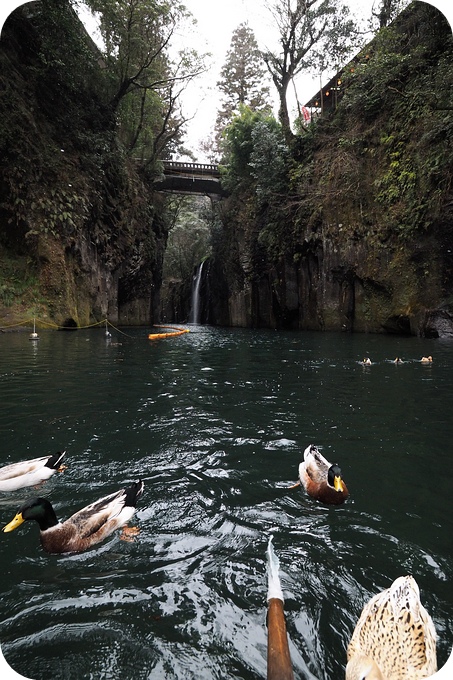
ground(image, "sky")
xmin=172 ymin=0 xmax=319 ymax=157
xmin=169 ymin=0 xmax=377 ymax=158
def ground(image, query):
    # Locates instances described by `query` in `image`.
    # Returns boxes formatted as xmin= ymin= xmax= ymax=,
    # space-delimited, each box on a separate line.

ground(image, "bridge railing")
xmin=161 ymin=160 xmax=220 ymax=177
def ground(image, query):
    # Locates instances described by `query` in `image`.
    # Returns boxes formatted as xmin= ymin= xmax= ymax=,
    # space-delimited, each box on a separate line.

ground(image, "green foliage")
xmin=374 ymin=134 xmax=416 ymax=201
xmin=0 ymin=1 xmax=168 ymax=325
xmin=220 ymin=105 xmax=296 ymax=262
xmin=25 ymin=186 xmax=89 ymax=239
xmin=30 ymin=0 xmax=110 ymax=142
xmin=216 ymin=0 xmax=453 ymax=298
xmin=0 ymin=250 xmax=41 ymax=308
xmin=339 ymin=29 xmax=421 ymax=122
xmin=305 ymin=1 xmax=453 ymax=242
xmin=83 ymin=0 xmax=206 ymax=163
xmin=220 ymin=105 xmax=283 ymax=191
xmin=339 ymin=3 xmax=452 ymax=125
xmin=249 ymin=119 xmax=290 ymax=204
xmin=163 ymin=196 xmax=212 ymax=284
xmin=83 ymin=0 xmax=172 ymax=159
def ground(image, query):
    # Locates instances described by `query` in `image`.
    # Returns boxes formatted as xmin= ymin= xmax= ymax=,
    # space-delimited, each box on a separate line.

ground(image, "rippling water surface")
xmin=0 ymin=326 xmax=452 ymax=679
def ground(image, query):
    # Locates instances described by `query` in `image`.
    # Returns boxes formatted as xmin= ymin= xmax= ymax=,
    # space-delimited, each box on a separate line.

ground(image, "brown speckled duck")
xmin=292 ymin=444 xmax=349 ymax=505
xmin=2 ymin=480 xmax=144 ymax=553
xmin=346 ymin=575 xmax=437 ymax=680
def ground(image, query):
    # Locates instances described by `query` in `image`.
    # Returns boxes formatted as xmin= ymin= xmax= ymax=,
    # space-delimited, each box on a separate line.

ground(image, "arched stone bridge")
xmin=153 ymin=160 xmax=228 ymax=199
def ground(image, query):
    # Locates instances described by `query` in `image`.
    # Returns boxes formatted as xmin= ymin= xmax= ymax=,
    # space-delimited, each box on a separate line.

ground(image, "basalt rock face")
xmin=210 ymin=200 xmax=453 ymax=337
xmin=0 ymin=4 xmax=165 ymax=328
xmin=207 ymin=3 xmax=453 ymax=337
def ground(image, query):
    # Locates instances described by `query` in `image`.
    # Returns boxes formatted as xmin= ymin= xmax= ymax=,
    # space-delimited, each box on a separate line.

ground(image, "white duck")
xmin=0 ymin=452 xmax=66 ymax=492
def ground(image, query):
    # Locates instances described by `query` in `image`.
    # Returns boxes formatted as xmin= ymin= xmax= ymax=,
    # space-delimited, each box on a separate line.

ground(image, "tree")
xmin=215 ymin=23 xmax=272 ymax=135
xmin=250 ymin=119 xmax=290 ymax=204
xmin=261 ymin=0 xmax=356 ymax=143
xmin=82 ymin=0 xmax=207 ymax=165
xmin=220 ymin=105 xmax=282 ymax=192
xmin=371 ymin=0 xmax=409 ymax=29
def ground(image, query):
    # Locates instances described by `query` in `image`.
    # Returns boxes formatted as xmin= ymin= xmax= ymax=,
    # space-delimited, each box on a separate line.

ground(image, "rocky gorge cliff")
xmin=2 ymin=2 xmax=452 ymax=338
xmin=0 ymin=2 xmax=167 ymax=329
xmin=204 ymin=2 xmax=453 ymax=337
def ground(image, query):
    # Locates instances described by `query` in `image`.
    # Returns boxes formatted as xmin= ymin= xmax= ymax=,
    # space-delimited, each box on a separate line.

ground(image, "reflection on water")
xmin=0 ymin=326 xmax=452 ymax=679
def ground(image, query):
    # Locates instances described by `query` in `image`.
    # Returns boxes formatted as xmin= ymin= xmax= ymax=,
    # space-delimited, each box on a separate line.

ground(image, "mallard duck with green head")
xmin=2 ymin=480 xmax=144 ymax=553
xmin=291 ymin=444 xmax=349 ymax=505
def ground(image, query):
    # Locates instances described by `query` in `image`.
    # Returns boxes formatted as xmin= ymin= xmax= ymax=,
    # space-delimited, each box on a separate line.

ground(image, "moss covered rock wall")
xmin=209 ymin=2 xmax=453 ymax=337
xmin=0 ymin=1 xmax=166 ymax=328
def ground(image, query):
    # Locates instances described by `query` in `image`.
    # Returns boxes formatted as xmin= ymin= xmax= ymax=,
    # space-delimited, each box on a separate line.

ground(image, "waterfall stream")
xmin=189 ymin=261 xmax=203 ymax=324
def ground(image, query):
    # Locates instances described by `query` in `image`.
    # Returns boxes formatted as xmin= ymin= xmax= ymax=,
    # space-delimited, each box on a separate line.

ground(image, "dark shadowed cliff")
xmin=0 ymin=1 xmax=168 ymax=328
xmin=205 ymin=2 xmax=453 ymax=337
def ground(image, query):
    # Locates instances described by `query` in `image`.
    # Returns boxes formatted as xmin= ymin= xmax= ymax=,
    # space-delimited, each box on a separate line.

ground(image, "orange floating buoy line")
xmin=266 ymin=536 xmax=294 ymax=680
xmin=148 ymin=325 xmax=190 ymax=341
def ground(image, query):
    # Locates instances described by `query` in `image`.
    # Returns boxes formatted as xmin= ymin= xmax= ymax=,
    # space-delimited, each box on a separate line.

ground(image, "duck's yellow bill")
xmin=334 ymin=476 xmax=344 ymax=493
xmin=3 ymin=513 xmax=25 ymax=533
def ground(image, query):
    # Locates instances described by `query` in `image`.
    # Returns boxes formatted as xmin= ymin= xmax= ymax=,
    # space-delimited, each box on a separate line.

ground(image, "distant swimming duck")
xmin=291 ymin=444 xmax=349 ymax=505
xmin=420 ymin=356 xmax=433 ymax=363
xmin=2 ymin=480 xmax=144 ymax=553
xmin=362 ymin=357 xmax=372 ymax=365
xmin=346 ymin=575 xmax=437 ymax=680
xmin=0 ymin=452 xmax=66 ymax=492
xmin=393 ymin=357 xmax=403 ymax=364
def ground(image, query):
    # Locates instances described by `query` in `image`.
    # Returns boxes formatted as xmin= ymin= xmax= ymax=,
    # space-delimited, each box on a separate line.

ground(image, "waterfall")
xmin=189 ymin=262 xmax=204 ymax=324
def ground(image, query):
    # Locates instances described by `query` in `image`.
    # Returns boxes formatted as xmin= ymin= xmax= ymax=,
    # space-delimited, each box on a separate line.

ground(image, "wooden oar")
xmin=267 ymin=536 xmax=294 ymax=680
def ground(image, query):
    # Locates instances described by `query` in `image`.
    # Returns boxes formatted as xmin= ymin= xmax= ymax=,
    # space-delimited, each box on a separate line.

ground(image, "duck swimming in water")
xmin=346 ymin=575 xmax=437 ymax=680
xmin=420 ymin=356 xmax=433 ymax=363
xmin=0 ymin=452 xmax=66 ymax=492
xmin=2 ymin=480 xmax=144 ymax=553
xmin=291 ymin=444 xmax=349 ymax=505
xmin=362 ymin=357 xmax=372 ymax=365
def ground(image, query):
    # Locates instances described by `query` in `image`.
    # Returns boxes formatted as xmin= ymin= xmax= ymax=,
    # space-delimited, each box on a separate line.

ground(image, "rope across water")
xmin=0 ymin=318 xmax=190 ymax=340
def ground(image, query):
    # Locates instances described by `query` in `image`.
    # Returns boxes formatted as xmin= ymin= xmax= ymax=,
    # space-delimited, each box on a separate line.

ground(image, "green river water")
xmin=0 ymin=325 xmax=452 ymax=679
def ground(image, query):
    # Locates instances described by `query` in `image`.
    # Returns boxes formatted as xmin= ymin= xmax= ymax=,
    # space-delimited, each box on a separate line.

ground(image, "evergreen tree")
xmin=215 ymin=23 xmax=272 ymax=143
